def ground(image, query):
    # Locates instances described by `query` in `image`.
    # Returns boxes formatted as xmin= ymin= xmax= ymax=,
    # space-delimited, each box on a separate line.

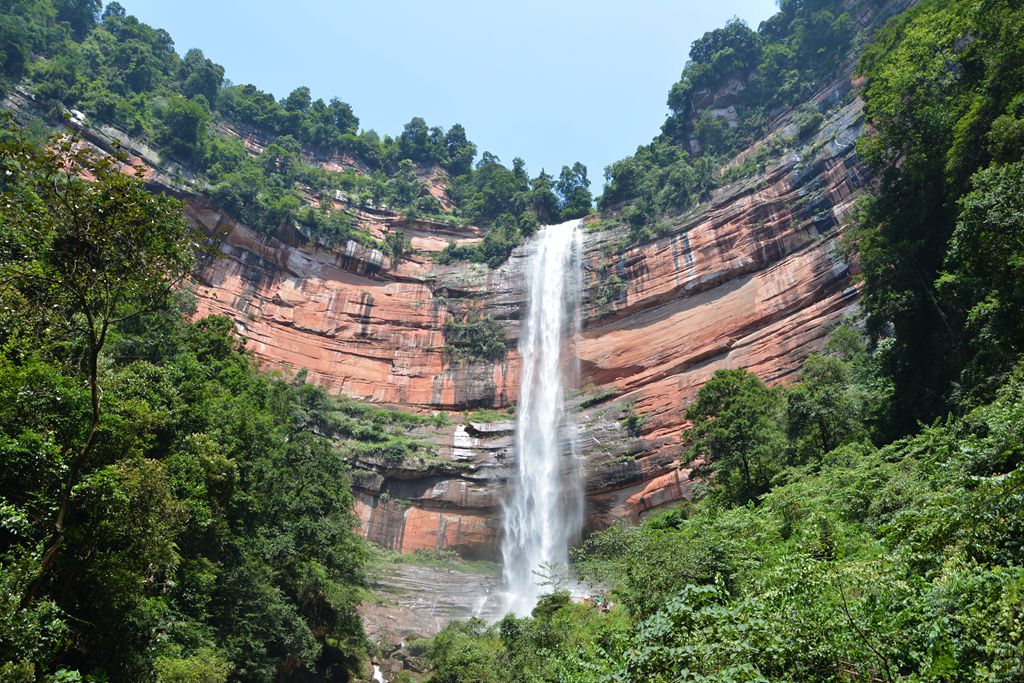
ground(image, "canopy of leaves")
xmin=853 ymin=0 xmax=1024 ymax=430
xmin=684 ymin=369 xmax=786 ymax=505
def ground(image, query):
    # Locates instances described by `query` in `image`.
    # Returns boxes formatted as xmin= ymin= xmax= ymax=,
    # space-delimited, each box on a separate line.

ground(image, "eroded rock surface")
xmin=4 ymin=68 xmax=871 ymax=559
xmin=360 ymin=562 xmax=503 ymax=681
xmin=572 ymin=97 xmax=868 ymax=525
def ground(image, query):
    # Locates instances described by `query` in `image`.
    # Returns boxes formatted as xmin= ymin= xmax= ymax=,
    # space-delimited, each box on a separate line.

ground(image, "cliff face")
xmin=4 ymin=52 xmax=872 ymax=560
xmin=178 ymin=95 xmax=867 ymax=559
xmin=186 ymin=203 xmax=524 ymax=410
xmin=575 ymin=97 xmax=866 ymax=531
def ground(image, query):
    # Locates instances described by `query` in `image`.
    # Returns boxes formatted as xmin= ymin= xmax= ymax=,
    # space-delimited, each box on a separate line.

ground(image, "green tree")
xmin=388 ymin=159 xmax=422 ymax=207
xmin=444 ymin=123 xmax=476 ymax=176
xmin=0 ymin=132 xmax=200 ymax=601
xmin=427 ymin=619 xmax=503 ymax=683
xmin=179 ymin=48 xmax=224 ymax=109
xmin=684 ymin=369 xmax=786 ymax=504
xmin=556 ymin=162 xmax=592 ymax=220
xmin=156 ymin=94 xmax=211 ymax=164
xmin=328 ymin=97 xmax=359 ymax=135
xmin=937 ymin=160 xmax=1024 ymax=401
xmin=528 ymin=169 xmax=560 ymax=224
xmin=385 ymin=229 xmax=408 ymax=263
xmin=785 ymin=353 xmax=870 ymax=462
xmin=399 ymin=116 xmax=442 ymax=165
xmin=282 ymin=85 xmax=312 ymax=113
xmin=0 ymin=13 xmax=32 ymax=88
xmin=54 ymin=0 xmax=100 ymax=39
xmin=854 ymin=0 xmax=1024 ymax=427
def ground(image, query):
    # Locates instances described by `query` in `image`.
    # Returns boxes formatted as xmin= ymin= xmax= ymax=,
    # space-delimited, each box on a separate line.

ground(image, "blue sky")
xmin=118 ymin=0 xmax=778 ymax=188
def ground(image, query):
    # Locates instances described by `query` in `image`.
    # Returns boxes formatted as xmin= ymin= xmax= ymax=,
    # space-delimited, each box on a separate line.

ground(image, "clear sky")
xmin=117 ymin=0 xmax=778 ymax=187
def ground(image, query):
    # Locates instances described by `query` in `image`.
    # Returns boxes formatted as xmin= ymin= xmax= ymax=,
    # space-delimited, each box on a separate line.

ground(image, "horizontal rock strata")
xmin=3 ymin=73 xmax=872 ymax=558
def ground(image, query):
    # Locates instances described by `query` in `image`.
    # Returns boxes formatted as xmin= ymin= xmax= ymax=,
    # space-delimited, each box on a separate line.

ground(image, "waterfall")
xmin=500 ymin=218 xmax=584 ymax=617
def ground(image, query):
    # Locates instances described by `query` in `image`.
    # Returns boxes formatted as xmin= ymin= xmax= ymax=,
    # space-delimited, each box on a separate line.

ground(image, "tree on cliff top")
xmin=557 ymin=162 xmax=593 ymax=220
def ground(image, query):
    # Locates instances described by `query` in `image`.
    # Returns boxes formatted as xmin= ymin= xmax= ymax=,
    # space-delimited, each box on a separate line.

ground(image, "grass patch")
xmin=333 ymin=396 xmax=429 ymax=428
xmin=622 ymin=403 xmax=647 ymax=437
xmin=369 ymin=545 xmax=500 ymax=576
xmin=344 ymin=435 xmax=436 ymax=466
xmin=578 ymin=386 xmax=622 ymax=408
xmin=464 ymin=407 xmax=513 ymax=423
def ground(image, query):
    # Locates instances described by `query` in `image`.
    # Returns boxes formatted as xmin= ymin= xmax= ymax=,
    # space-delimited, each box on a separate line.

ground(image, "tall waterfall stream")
xmin=500 ymin=219 xmax=584 ymax=616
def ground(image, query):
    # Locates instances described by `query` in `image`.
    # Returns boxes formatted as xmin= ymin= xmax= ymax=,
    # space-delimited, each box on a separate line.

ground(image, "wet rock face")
xmin=350 ymin=420 xmax=513 ymax=559
xmin=6 ymin=69 xmax=869 ymax=558
xmin=360 ymin=562 xmax=503 ymax=678
xmin=181 ymin=96 xmax=868 ymax=558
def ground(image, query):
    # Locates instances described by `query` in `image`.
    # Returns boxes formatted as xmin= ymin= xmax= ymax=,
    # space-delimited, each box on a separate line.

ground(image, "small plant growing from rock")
xmin=622 ymin=403 xmax=647 ymax=437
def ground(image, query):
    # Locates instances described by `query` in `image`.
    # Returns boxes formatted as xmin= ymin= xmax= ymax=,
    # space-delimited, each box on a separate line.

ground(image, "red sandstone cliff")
xmin=575 ymin=96 xmax=866 ymax=532
xmin=1 ymin=16 xmax=890 ymax=558
xmin=175 ymin=87 xmax=870 ymax=559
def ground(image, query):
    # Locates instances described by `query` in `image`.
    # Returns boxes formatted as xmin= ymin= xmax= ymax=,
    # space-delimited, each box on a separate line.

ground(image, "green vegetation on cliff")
xmin=1 ymin=0 xmax=1023 ymax=680
xmin=599 ymin=0 xmax=893 ymax=242
xmin=0 ymin=0 xmax=591 ymax=263
xmin=443 ymin=315 xmax=508 ymax=362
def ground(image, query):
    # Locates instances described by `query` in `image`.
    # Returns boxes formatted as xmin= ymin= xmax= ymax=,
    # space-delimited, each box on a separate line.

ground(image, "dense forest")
xmin=422 ymin=0 xmax=1024 ymax=680
xmin=1 ymin=0 xmax=1023 ymax=680
xmin=0 ymin=0 xmax=594 ymax=267
xmin=0 ymin=131 xmax=372 ymax=679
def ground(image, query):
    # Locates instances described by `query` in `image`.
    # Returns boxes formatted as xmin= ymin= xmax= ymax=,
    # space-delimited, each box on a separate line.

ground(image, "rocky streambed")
xmin=360 ymin=562 xmax=503 ymax=681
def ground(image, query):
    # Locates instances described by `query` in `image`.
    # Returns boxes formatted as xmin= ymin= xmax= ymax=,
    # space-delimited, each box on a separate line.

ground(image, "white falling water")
xmin=500 ymin=219 xmax=584 ymax=616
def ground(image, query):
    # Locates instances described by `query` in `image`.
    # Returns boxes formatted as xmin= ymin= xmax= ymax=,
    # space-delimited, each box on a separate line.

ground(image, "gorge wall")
xmin=575 ymin=96 xmax=866 ymax=533
xmin=184 ymin=85 xmax=869 ymax=559
xmin=3 ymin=1 xmax=892 ymax=558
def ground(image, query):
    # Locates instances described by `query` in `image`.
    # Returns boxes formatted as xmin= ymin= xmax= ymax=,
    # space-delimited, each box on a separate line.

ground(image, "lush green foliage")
xmin=0 ymin=130 xmax=373 ymax=680
xmin=2 ymin=0 xmax=1023 ymax=680
xmin=443 ymin=315 xmax=508 ymax=362
xmin=853 ymin=0 xmax=1024 ymax=429
xmin=684 ymin=369 xmax=787 ymax=505
xmin=439 ymin=156 xmax=593 ymax=267
xmin=0 ymin=0 xmax=591 ymax=264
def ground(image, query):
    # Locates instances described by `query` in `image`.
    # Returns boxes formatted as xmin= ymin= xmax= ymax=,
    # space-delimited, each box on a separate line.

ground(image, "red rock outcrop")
xmin=2 ymin=57 xmax=876 ymax=559
xmin=574 ymin=95 xmax=868 ymax=528
xmin=186 ymin=202 xmax=522 ymax=409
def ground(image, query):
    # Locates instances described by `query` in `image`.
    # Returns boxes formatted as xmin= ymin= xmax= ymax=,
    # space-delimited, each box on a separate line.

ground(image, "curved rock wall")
xmin=343 ymin=89 xmax=869 ymax=556
xmin=5 ymin=68 xmax=874 ymax=559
